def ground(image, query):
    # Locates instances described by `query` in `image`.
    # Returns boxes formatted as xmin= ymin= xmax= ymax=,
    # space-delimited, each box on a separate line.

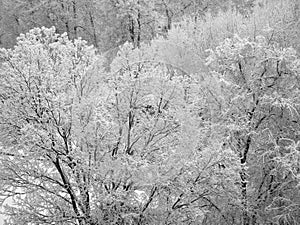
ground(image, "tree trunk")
xmin=240 ymin=136 xmax=251 ymax=225
xmin=136 ymin=5 xmax=141 ymax=48
xmin=72 ymin=0 xmax=78 ymax=38
xmin=88 ymin=10 xmax=98 ymax=48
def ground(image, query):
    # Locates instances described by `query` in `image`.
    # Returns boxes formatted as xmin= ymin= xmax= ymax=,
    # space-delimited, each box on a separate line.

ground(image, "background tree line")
xmin=0 ymin=0 xmax=300 ymax=224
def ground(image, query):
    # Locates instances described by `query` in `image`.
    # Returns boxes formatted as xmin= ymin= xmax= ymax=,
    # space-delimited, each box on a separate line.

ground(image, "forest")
xmin=0 ymin=0 xmax=300 ymax=224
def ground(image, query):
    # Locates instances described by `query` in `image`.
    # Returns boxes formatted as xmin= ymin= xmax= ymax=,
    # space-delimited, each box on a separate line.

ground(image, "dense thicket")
xmin=0 ymin=0 xmax=300 ymax=225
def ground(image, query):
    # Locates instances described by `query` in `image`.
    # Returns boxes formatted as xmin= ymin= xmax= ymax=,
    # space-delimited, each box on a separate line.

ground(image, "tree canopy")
xmin=0 ymin=0 xmax=300 ymax=225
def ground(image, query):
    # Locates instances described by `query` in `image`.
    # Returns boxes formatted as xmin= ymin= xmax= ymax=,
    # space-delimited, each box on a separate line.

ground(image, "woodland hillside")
xmin=0 ymin=0 xmax=300 ymax=224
